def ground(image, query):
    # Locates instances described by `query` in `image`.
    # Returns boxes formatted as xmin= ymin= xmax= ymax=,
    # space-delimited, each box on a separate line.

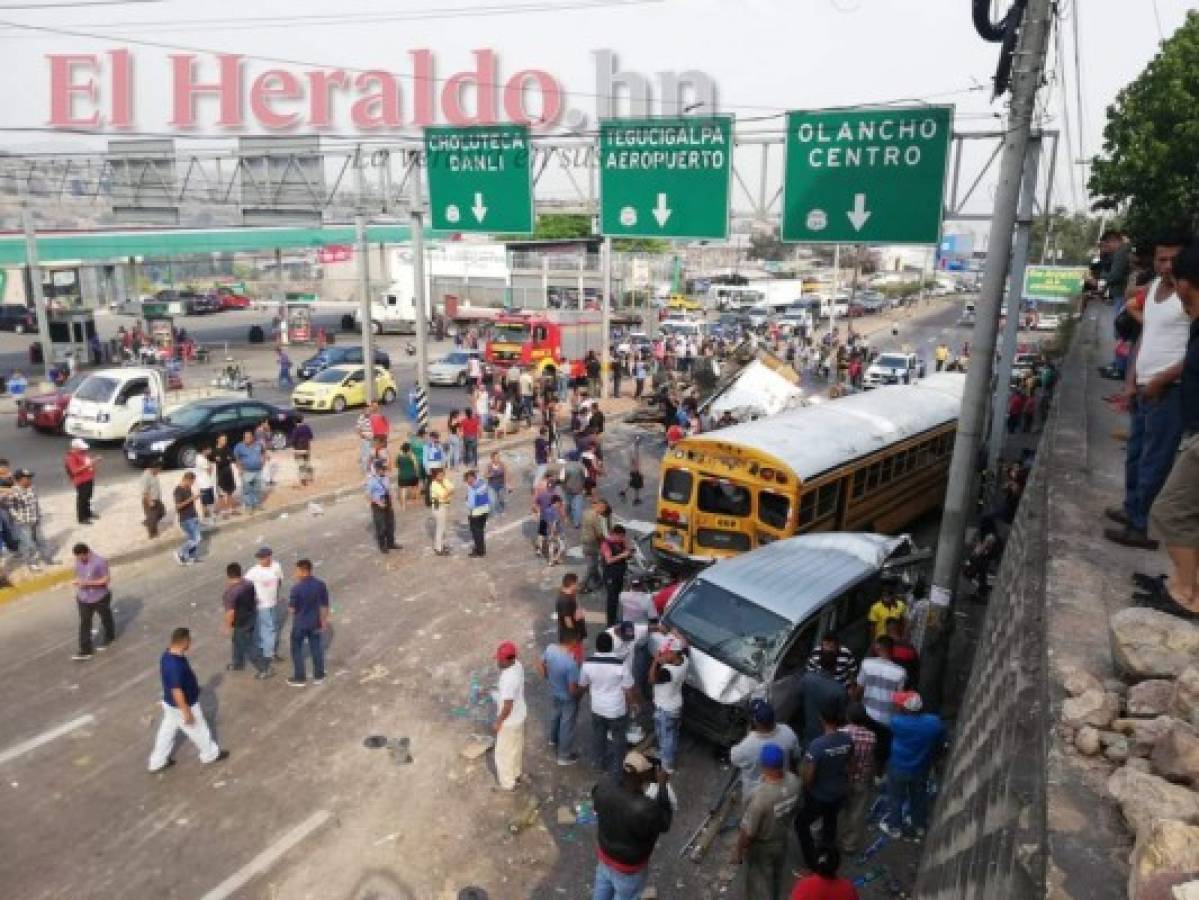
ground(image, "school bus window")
xmin=866 ymin=462 xmax=882 ymax=491
xmin=698 ymin=479 xmax=751 ymax=517
xmin=661 ymin=469 xmax=693 ymax=504
xmin=798 ymin=491 xmax=817 ymax=526
xmin=880 ymin=457 xmax=894 ymax=483
xmin=852 ymin=470 xmax=866 ymax=500
xmin=758 ymin=491 xmax=790 ymax=530
xmin=895 ymin=450 xmax=910 ymax=475
xmin=816 ymin=482 xmax=840 ymax=518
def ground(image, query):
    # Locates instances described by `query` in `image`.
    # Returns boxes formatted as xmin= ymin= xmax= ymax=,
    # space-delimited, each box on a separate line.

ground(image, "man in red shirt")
xmin=64 ymin=438 xmax=100 ymax=525
xmin=460 ymin=407 xmax=481 ymax=467
xmin=368 ymin=401 xmax=390 ymax=446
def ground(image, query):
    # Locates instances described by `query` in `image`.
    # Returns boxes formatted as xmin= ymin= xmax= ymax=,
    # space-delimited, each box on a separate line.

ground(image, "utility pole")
xmin=600 ymin=236 xmax=613 ymax=400
xmin=20 ymin=204 xmax=54 ymax=380
xmin=356 ymin=214 xmax=376 ymax=404
xmin=409 ymin=150 xmax=430 ymax=397
xmin=930 ymin=0 xmax=1055 ymax=605
xmin=987 ymin=137 xmax=1042 ymax=471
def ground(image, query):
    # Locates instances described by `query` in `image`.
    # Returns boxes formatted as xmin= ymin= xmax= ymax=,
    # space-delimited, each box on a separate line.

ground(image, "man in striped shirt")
xmin=852 ymin=636 xmax=906 ymax=771
xmin=805 ymin=632 xmax=858 ymax=685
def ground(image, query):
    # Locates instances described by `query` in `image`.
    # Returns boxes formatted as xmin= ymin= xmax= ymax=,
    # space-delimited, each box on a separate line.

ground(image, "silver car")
xmin=428 ymin=350 xmax=483 ymax=387
xmin=661 ymin=532 xmax=913 ymax=746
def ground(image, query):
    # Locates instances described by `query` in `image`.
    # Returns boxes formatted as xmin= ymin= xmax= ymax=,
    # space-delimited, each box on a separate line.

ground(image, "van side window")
xmin=834 ymin=581 xmax=878 ymax=663
xmin=119 ymin=377 xmax=150 ymax=403
xmin=775 ymin=620 xmax=820 ymax=677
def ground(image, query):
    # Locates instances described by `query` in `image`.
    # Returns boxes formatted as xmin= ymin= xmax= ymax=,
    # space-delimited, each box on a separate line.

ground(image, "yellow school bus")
xmin=653 ymin=373 xmax=966 ymax=570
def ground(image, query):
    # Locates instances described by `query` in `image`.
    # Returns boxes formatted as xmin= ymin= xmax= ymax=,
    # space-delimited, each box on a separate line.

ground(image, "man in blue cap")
xmin=729 ymin=699 xmax=800 ymax=802
xmin=732 ymin=742 xmax=800 ymax=900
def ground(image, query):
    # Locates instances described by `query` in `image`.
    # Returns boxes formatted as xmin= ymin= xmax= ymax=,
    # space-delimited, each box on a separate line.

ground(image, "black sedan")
xmin=124 ymin=397 xmax=299 ymax=468
xmin=297 ymin=345 xmax=392 ymax=380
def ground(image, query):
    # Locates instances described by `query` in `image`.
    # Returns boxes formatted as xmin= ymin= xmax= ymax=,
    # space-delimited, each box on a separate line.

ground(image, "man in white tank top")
xmin=1105 ymin=236 xmax=1191 ymax=548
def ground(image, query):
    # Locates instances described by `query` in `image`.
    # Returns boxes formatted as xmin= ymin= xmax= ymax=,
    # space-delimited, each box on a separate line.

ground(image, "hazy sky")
xmin=0 ymin=0 xmax=1190 ymax=217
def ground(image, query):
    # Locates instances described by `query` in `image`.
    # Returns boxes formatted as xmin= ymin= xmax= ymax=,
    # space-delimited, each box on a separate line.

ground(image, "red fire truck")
xmin=484 ymin=310 xmax=605 ymax=373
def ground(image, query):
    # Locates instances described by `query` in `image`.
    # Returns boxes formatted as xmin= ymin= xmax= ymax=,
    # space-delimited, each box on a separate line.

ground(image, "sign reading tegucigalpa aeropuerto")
xmin=599 ymin=116 xmax=732 ymax=240
xmin=424 ymin=124 xmax=533 ymax=234
xmin=782 ymin=106 xmax=953 ymax=245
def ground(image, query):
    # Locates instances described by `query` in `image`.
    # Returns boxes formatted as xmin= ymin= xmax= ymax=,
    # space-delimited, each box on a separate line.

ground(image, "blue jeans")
xmin=592 ymin=712 xmax=628 ymax=777
xmin=463 ymin=437 xmax=478 ymax=466
xmin=447 ymin=436 xmax=462 ymax=468
xmin=257 ymin=604 xmax=283 ymax=658
xmin=291 ymin=627 xmax=325 ymax=681
xmin=593 ymin=861 xmax=648 ymax=900
xmin=886 ymin=766 xmax=930 ymax=831
xmin=1123 ymin=387 xmax=1184 ymax=531
xmin=241 ymin=469 xmax=264 ymax=509
xmin=178 ymin=517 xmax=201 ymax=561
xmin=654 ymin=708 xmax=681 ymax=773
xmin=14 ymin=521 xmax=53 ymax=565
xmin=359 ymin=439 xmax=372 ymax=473
xmin=550 ymin=694 xmax=579 ymax=760
xmin=489 ymin=484 xmax=506 ymax=514
xmin=567 ymin=492 xmax=585 ymax=528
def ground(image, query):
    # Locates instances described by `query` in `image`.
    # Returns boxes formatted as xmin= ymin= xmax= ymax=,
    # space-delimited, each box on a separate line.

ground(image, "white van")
xmin=660 ymin=318 xmax=707 ymax=340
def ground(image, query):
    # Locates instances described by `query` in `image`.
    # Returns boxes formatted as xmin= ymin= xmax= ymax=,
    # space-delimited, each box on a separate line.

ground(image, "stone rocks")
xmin=1107 ymin=768 xmax=1199 ymax=835
xmin=1062 ymin=689 xmax=1120 ymax=729
xmin=1130 ymin=680 xmax=1178 ymax=717
xmin=1059 ymin=663 xmax=1104 ymax=697
xmin=1126 ymin=757 xmax=1153 ymax=774
xmin=1173 ymin=666 xmax=1199 ymax=728
xmin=1112 ymin=717 xmax=1185 ymax=757
xmin=1109 ymin=608 xmax=1199 ymax=681
xmin=1076 ymin=726 xmax=1101 ymax=756
xmin=1152 ymin=723 xmax=1199 ymax=787
xmin=1105 ymin=736 xmax=1132 ymax=764
xmin=1129 ymin=819 xmax=1199 ymax=900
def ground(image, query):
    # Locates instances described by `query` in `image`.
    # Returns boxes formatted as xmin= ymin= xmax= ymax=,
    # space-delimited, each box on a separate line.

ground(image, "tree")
xmin=497 ymin=213 xmax=666 ymax=252
xmin=748 ymin=228 xmax=787 ymax=261
xmin=1029 ymin=207 xmax=1109 ymax=265
xmin=1088 ymin=12 xmax=1199 ymax=243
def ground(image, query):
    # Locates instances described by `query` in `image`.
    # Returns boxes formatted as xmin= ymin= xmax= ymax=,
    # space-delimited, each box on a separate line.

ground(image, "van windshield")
xmin=664 ymin=579 xmax=790 ymax=675
xmin=74 ymin=376 xmax=119 ymax=404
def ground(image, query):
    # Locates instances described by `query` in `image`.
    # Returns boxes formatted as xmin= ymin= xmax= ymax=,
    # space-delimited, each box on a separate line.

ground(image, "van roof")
xmin=697 ymin=532 xmax=906 ymax=622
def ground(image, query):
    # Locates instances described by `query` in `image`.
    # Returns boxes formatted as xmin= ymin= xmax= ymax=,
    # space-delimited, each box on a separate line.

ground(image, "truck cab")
xmin=354 ymin=288 xmax=419 ymax=335
xmin=66 ymin=367 xmax=243 ymax=441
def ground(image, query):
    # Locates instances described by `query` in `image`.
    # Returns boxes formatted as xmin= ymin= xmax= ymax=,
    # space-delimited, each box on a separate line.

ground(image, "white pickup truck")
xmin=354 ymin=288 xmax=420 ymax=335
xmin=65 ymin=367 xmax=244 ymax=441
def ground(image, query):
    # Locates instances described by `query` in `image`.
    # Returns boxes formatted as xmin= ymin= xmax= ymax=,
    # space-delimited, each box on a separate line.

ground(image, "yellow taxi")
xmin=291 ymin=364 xmax=397 ymax=413
xmin=666 ymin=293 xmax=703 ymax=312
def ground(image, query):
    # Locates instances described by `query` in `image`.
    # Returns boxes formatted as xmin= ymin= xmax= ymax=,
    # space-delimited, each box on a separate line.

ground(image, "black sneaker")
xmin=1104 ymin=506 xmax=1130 ymax=526
xmin=213 ymin=749 xmax=230 ymax=763
xmin=286 ymin=678 xmax=306 ymax=687
xmin=313 ymin=675 xmax=326 ymax=685
xmin=226 ymin=664 xmax=245 ymax=672
xmin=1104 ymin=526 xmax=1160 ymax=550
xmin=255 ymin=669 xmax=275 ymax=680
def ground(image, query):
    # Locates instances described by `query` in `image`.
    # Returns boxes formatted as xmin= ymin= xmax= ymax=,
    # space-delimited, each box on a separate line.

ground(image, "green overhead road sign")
xmin=599 ymin=116 xmax=733 ymax=240
xmin=782 ymin=105 xmax=953 ymax=245
xmin=424 ymin=125 xmax=533 ymax=234
xmin=1024 ymin=265 xmax=1087 ymax=300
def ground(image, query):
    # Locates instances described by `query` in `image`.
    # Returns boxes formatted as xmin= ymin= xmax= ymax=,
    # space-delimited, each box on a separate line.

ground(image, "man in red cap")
xmin=493 ymin=640 xmax=527 ymax=791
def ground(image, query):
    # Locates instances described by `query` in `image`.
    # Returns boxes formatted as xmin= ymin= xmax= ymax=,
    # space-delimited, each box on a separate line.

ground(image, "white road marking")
xmin=200 ymin=810 xmax=333 ymax=900
xmin=490 ymin=515 xmax=532 ymax=537
xmin=0 ymin=714 xmax=96 ymax=767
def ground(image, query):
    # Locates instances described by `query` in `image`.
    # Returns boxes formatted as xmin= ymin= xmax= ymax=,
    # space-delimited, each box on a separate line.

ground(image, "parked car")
xmin=660 ymin=532 xmax=915 ymax=746
xmin=291 ymin=364 xmax=397 ymax=413
xmin=297 ymin=345 xmax=391 ymax=380
xmin=0 ymin=303 xmax=35 ymax=333
xmin=858 ymin=293 xmax=887 ymax=314
xmin=16 ymin=371 xmax=87 ymax=433
xmin=428 ymin=350 xmax=485 ymax=387
xmin=124 ymin=397 xmax=299 ymax=468
xmin=216 ymin=286 xmax=252 ymax=310
xmin=864 ymin=351 xmax=926 ymax=388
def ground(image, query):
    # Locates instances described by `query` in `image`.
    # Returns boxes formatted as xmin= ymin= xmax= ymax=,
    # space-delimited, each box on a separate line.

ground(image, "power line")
xmin=1151 ymin=0 xmax=1165 ymax=40
xmin=0 ymin=0 xmax=666 ymax=34
xmin=1070 ymin=0 xmax=1088 ymax=165
xmin=1052 ymin=9 xmax=1080 ymax=210
xmin=0 ymin=0 xmax=163 ymax=8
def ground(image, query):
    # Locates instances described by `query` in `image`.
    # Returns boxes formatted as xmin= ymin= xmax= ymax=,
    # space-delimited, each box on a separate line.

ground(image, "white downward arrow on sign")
xmin=847 ymin=193 xmax=871 ymax=232
xmin=472 ymin=192 xmax=488 ymax=223
xmin=652 ymin=193 xmax=672 ymax=227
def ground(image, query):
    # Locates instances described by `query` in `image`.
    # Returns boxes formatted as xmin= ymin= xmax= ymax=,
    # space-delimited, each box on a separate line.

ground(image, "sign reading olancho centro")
xmin=1024 ymin=265 xmax=1087 ymax=301
xmin=424 ymin=125 xmax=533 ymax=234
xmin=599 ymin=116 xmax=733 ymax=240
xmin=782 ymin=105 xmax=953 ymax=245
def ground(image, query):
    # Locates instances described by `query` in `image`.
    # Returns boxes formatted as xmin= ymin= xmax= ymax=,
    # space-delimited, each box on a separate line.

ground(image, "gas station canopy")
xmin=0 ymin=224 xmax=423 ymax=266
